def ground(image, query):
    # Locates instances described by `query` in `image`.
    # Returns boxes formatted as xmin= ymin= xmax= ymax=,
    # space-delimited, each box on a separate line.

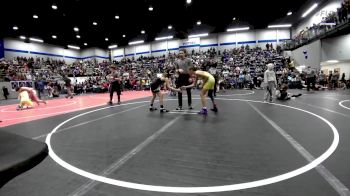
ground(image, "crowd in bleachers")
xmin=1 ymin=46 xmax=349 ymax=99
xmin=284 ymin=0 xmax=350 ymax=49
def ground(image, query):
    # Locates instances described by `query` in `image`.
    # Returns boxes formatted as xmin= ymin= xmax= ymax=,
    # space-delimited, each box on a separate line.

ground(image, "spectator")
xmin=2 ymin=86 xmax=9 ymax=100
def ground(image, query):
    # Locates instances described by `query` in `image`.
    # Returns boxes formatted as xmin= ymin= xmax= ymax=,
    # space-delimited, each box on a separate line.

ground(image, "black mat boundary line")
xmin=0 ymin=130 xmax=48 ymax=188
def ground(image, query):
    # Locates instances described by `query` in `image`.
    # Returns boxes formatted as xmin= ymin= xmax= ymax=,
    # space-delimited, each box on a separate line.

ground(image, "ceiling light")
xmin=108 ymin=45 xmax=118 ymax=49
xmin=149 ymin=6 xmax=153 ymax=11
xmin=287 ymin=11 xmax=293 ymax=16
xmin=233 ymin=17 xmax=236 ymax=21
xmin=105 ymin=38 xmax=109 ymax=41
xmin=33 ymin=15 xmax=38 ymax=19
xmin=52 ymin=4 xmax=58 ymax=10
xmin=129 ymin=40 xmax=144 ymax=45
xmin=76 ymin=35 xmax=81 ymax=39
xmin=52 ymin=35 xmax=57 ymax=39
xmin=74 ymin=27 xmax=79 ymax=32
xmin=123 ymin=34 xmax=126 ymax=38
xmin=197 ymin=21 xmax=201 ymax=25
xmin=115 ymin=15 xmax=120 ymax=19
xmin=13 ymin=26 xmax=18 ymax=30
xmin=168 ymin=25 xmax=172 ymax=29
xmin=84 ymin=43 xmax=88 ymax=46
xmin=327 ymin=60 xmax=339 ymax=63
xmin=29 ymin=38 xmax=44 ymax=43
xmin=93 ymin=22 xmax=97 ymax=26
xmin=227 ymin=27 xmax=250 ymax=32
xmin=188 ymin=33 xmax=208 ymax=38
xmin=155 ymin=36 xmax=174 ymax=41
xmin=268 ymin=24 xmax=292 ymax=28
xmin=141 ymin=30 xmax=145 ymax=34
xmin=20 ymin=36 xmax=26 ymax=40
xmin=67 ymin=45 xmax=80 ymax=50
xmin=302 ymin=3 xmax=318 ymax=18
xmin=187 ymin=0 xmax=192 ymax=4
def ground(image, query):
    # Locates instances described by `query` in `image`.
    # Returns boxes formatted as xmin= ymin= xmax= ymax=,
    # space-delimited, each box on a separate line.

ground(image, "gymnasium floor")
xmin=0 ymin=89 xmax=350 ymax=196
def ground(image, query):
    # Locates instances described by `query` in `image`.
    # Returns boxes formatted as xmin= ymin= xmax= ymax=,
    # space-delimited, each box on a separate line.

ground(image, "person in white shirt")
xmin=263 ymin=63 xmax=277 ymax=103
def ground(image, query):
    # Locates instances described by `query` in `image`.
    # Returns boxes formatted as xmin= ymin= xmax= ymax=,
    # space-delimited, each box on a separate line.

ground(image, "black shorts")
xmin=151 ymin=87 xmax=160 ymax=93
xmin=176 ymin=73 xmax=190 ymax=88
xmin=110 ymin=87 xmax=121 ymax=95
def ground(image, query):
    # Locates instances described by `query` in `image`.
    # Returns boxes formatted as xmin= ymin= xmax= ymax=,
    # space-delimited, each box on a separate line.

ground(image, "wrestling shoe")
xmin=198 ymin=108 xmax=208 ymax=115
xmin=149 ymin=107 xmax=158 ymax=111
xmin=160 ymin=108 xmax=169 ymax=113
xmin=210 ymin=107 xmax=218 ymax=113
xmin=16 ymin=105 xmax=23 ymax=111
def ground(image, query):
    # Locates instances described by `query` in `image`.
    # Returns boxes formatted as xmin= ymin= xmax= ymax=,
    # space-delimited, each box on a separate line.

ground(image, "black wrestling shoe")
xmin=160 ymin=108 xmax=169 ymax=113
xmin=175 ymin=107 xmax=183 ymax=111
xmin=107 ymin=101 xmax=113 ymax=105
xmin=149 ymin=107 xmax=158 ymax=111
xmin=188 ymin=106 xmax=193 ymax=110
xmin=210 ymin=107 xmax=218 ymax=112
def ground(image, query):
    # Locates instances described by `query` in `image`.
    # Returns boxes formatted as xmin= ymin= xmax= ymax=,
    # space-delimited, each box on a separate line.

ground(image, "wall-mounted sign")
xmin=309 ymin=2 xmax=340 ymax=26
xmin=10 ymin=81 xmax=34 ymax=91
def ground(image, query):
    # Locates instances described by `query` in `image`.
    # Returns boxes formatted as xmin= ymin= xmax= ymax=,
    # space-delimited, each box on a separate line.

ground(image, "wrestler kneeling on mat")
xmin=150 ymin=70 xmax=181 ymax=113
xmin=16 ymin=90 xmax=34 ymax=110
xmin=180 ymin=67 xmax=218 ymax=115
xmin=16 ymin=87 xmax=46 ymax=106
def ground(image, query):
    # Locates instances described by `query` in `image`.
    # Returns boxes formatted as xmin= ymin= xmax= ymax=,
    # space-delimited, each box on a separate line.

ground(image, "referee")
xmin=107 ymin=64 xmax=122 ymax=105
xmin=175 ymin=49 xmax=193 ymax=110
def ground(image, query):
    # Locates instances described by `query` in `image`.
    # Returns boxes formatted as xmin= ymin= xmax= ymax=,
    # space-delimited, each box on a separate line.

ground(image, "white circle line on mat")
xmin=46 ymin=98 xmax=339 ymax=193
xmin=339 ymin=100 xmax=350 ymax=110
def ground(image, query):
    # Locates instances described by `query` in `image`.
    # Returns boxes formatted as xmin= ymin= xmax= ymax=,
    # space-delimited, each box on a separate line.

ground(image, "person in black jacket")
xmin=2 ymin=86 xmax=9 ymax=100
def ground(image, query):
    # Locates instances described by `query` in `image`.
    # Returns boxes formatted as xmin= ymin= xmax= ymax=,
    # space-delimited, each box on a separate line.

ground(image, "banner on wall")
xmin=10 ymin=81 xmax=34 ymax=91
xmin=182 ymin=38 xmax=200 ymax=46
xmin=0 ymin=39 xmax=4 ymax=59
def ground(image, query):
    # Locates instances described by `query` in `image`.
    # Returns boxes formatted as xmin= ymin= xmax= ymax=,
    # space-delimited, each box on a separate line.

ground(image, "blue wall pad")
xmin=4 ymin=48 xmax=29 ymax=54
xmin=219 ymin=42 xmax=237 ymax=46
xmin=0 ymin=40 xmax=4 ymax=58
xmin=200 ymin=44 xmax=219 ymax=47
xmin=237 ymin=41 xmax=256 ymax=44
xmin=179 ymin=44 xmax=200 ymax=48
xmin=151 ymin=49 xmax=167 ymax=53
xmin=257 ymin=39 xmax=277 ymax=43
xmin=136 ymin=51 xmax=150 ymax=55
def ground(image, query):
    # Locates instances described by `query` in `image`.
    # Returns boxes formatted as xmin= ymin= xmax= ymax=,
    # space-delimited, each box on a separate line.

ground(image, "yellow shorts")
xmin=20 ymin=100 xmax=33 ymax=107
xmin=203 ymin=75 xmax=215 ymax=90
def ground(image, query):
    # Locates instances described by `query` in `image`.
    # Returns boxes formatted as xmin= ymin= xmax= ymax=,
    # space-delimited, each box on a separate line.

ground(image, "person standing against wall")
xmin=36 ymin=78 xmax=45 ymax=99
xmin=331 ymin=70 xmax=340 ymax=90
xmin=63 ymin=75 xmax=74 ymax=99
xmin=305 ymin=66 xmax=316 ymax=91
xmin=319 ymin=70 xmax=325 ymax=87
xmin=2 ymin=86 xmax=9 ymax=100
xmin=175 ymin=49 xmax=193 ymax=110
